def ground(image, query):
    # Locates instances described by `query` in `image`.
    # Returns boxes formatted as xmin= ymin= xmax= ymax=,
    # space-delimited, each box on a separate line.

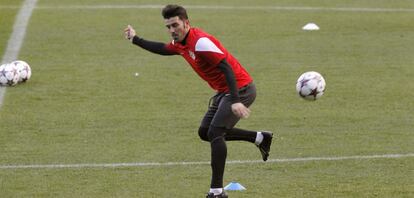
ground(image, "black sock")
xmin=225 ymin=128 xmax=256 ymax=143
xmin=208 ymin=126 xmax=227 ymax=188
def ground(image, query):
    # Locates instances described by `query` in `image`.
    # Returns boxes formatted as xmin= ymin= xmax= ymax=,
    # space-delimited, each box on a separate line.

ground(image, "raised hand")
xmin=124 ymin=25 xmax=136 ymax=41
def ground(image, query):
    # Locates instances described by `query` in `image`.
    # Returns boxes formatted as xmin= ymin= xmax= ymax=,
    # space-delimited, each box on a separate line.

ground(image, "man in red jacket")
xmin=124 ymin=5 xmax=273 ymax=198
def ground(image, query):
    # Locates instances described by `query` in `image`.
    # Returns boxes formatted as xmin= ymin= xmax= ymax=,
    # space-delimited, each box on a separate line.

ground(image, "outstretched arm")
xmin=124 ymin=25 xmax=176 ymax=56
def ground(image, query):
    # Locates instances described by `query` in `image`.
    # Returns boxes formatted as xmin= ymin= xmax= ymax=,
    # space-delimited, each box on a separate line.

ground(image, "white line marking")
xmin=0 ymin=153 xmax=413 ymax=169
xmin=0 ymin=0 xmax=37 ymax=108
xmin=1 ymin=4 xmax=414 ymax=12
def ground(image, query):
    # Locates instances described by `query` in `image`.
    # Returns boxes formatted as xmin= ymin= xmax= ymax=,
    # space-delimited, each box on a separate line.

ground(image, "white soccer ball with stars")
xmin=0 ymin=63 xmax=20 ymax=86
xmin=296 ymin=71 xmax=326 ymax=100
xmin=10 ymin=60 xmax=32 ymax=83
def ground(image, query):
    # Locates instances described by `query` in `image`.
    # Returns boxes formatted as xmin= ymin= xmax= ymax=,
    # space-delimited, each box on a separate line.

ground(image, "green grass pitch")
xmin=0 ymin=0 xmax=413 ymax=197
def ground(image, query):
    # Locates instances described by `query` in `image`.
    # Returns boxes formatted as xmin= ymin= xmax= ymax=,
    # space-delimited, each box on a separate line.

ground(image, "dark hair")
xmin=162 ymin=4 xmax=188 ymax=20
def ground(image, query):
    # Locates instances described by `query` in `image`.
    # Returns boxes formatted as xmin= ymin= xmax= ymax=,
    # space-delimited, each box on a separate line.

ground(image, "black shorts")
xmin=200 ymin=83 xmax=256 ymax=129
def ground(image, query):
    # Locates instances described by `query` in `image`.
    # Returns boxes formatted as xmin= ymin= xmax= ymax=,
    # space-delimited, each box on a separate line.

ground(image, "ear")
xmin=184 ymin=19 xmax=190 ymax=26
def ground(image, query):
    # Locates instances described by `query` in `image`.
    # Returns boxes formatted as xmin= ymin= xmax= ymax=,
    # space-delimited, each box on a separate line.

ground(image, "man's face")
xmin=164 ymin=16 xmax=190 ymax=43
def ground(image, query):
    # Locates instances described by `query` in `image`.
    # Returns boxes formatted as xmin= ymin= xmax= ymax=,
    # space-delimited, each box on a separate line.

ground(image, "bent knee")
xmin=207 ymin=126 xmax=227 ymax=142
xmin=198 ymin=127 xmax=209 ymax=142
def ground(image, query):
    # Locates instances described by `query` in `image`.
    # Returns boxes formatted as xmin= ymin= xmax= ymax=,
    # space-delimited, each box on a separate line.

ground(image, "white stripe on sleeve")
xmin=195 ymin=37 xmax=223 ymax=54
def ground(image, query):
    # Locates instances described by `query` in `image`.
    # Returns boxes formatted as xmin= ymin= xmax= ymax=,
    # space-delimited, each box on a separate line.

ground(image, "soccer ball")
xmin=296 ymin=71 xmax=326 ymax=100
xmin=10 ymin=60 xmax=31 ymax=82
xmin=0 ymin=63 xmax=20 ymax=86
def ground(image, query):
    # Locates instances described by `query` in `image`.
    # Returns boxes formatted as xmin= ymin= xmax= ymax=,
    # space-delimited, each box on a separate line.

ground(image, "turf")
xmin=0 ymin=1 xmax=413 ymax=197
xmin=0 ymin=0 xmax=21 ymax=59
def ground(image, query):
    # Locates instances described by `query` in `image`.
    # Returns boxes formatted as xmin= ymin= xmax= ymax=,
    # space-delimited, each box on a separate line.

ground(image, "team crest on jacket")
xmin=188 ymin=50 xmax=196 ymax=60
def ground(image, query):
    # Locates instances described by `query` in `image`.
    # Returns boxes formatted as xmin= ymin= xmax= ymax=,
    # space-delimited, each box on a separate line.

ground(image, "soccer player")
xmin=124 ymin=4 xmax=273 ymax=198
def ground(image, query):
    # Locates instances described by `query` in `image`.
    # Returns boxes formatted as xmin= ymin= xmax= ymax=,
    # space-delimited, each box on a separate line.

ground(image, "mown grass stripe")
xmin=1 ymin=5 xmax=414 ymax=12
